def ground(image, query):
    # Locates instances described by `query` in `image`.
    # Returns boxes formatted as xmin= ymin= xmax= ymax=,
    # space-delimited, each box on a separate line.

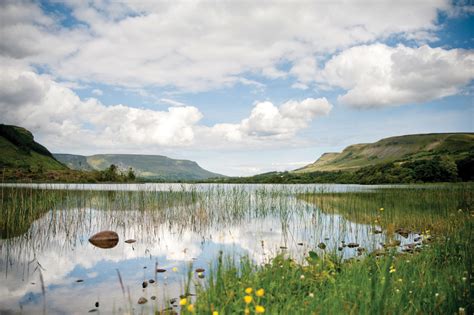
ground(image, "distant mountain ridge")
xmin=296 ymin=133 xmax=474 ymax=173
xmin=0 ymin=124 xmax=66 ymax=171
xmin=54 ymin=153 xmax=224 ymax=180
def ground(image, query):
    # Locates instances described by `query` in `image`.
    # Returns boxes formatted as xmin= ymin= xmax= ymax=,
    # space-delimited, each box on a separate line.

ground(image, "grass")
xmin=296 ymin=133 xmax=474 ymax=173
xmin=187 ymin=185 xmax=474 ymax=314
xmin=0 ymin=183 xmax=472 ymax=314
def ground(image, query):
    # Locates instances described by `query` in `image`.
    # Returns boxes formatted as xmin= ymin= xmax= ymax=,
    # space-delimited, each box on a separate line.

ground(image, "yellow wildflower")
xmin=256 ymin=288 xmax=265 ymax=297
xmin=244 ymin=308 xmax=250 ymax=314
xmin=245 ymin=287 xmax=253 ymax=294
xmin=379 ymin=207 xmax=384 ymax=211
xmin=187 ymin=304 xmax=194 ymax=312
xmin=255 ymin=305 xmax=265 ymax=313
xmin=389 ymin=265 xmax=396 ymax=273
xmin=179 ymin=298 xmax=187 ymax=306
xmin=172 ymin=267 xmax=178 ymax=272
xmin=212 ymin=312 xmax=219 ymax=315
xmin=244 ymin=295 xmax=253 ymax=304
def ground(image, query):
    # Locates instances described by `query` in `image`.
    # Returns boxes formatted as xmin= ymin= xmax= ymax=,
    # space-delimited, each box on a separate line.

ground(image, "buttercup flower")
xmin=256 ymin=288 xmax=265 ymax=297
xmin=255 ymin=305 xmax=265 ymax=313
xmin=244 ymin=295 xmax=253 ymax=304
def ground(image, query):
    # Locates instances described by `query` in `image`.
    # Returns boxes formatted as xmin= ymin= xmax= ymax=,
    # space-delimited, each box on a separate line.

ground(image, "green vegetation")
xmin=0 ymin=185 xmax=197 ymax=238
xmin=0 ymin=124 xmax=67 ymax=172
xmin=54 ymin=153 xmax=224 ymax=181
xmin=208 ymin=154 xmax=474 ymax=184
xmin=297 ymin=133 xmax=474 ymax=173
xmin=0 ymin=183 xmax=472 ymax=313
xmin=190 ymin=185 xmax=473 ymax=314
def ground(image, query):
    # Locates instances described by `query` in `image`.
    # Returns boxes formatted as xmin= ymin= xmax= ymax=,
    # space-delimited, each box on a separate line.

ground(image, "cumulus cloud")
xmin=0 ymin=0 xmax=452 ymax=91
xmin=207 ymin=98 xmax=332 ymax=142
xmin=318 ymin=44 xmax=474 ymax=108
xmin=0 ymin=61 xmax=330 ymax=151
xmin=0 ymin=62 xmax=203 ymax=151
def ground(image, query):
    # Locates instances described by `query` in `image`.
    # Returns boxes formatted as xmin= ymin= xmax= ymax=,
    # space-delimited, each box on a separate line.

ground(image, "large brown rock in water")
xmin=89 ymin=231 xmax=119 ymax=249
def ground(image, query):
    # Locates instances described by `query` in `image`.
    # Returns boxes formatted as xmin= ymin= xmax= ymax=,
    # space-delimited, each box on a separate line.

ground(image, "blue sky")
xmin=0 ymin=1 xmax=473 ymax=175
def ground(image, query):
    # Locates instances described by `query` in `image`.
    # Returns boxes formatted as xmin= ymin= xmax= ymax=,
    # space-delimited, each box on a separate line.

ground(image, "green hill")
xmin=0 ymin=124 xmax=66 ymax=172
xmin=296 ymin=133 xmax=474 ymax=173
xmin=54 ymin=153 xmax=223 ymax=180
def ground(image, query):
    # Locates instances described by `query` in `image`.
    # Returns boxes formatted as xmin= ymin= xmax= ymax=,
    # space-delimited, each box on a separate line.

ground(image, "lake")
xmin=0 ymin=183 xmax=429 ymax=314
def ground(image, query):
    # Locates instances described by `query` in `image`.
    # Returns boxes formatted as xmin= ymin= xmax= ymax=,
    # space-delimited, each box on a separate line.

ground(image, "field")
xmin=0 ymin=183 xmax=472 ymax=314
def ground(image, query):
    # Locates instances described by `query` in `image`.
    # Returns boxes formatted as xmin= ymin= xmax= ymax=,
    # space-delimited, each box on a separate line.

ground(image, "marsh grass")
xmin=191 ymin=184 xmax=473 ymax=314
xmin=1 ymin=183 xmax=472 ymax=314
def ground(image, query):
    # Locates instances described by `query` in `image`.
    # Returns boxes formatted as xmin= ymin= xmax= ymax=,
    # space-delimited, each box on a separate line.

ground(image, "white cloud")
xmin=318 ymin=44 xmax=474 ymax=108
xmin=0 ymin=61 xmax=330 ymax=152
xmin=159 ymin=98 xmax=187 ymax=107
xmin=91 ymin=88 xmax=103 ymax=96
xmin=0 ymin=61 xmax=203 ymax=151
xmin=1 ymin=0 xmax=452 ymax=91
xmin=206 ymin=98 xmax=332 ymax=144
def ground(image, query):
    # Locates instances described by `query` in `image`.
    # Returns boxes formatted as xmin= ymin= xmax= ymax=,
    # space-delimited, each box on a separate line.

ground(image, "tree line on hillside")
xmin=2 ymin=164 xmax=137 ymax=183
xmin=206 ymin=154 xmax=474 ymax=184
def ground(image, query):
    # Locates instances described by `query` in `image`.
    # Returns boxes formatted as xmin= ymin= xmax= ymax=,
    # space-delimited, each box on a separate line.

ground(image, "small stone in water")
xmin=142 ymin=281 xmax=148 ymax=288
xmin=318 ymin=242 xmax=326 ymax=250
xmin=297 ymin=242 xmax=304 ymax=246
xmin=125 ymin=239 xmax=136 ymax=244
xmin=151 ymin=296 xmax=156 ymax=300
xmin=149 ymin=279 xmax=155 ymax=283
xmin=138 ymin=297 xmax=147 ymax=304
xmin=373 ymin=229 xmax=383 ymax=234
xmin=324 ymin=237 xmax=330 ymax=241
xmin=156 ymin=268 xmax=166 ymax=273
xmin=195 ymin=268 xmax=205 ymax=273
xmin=95 ymin=302 xmax=99 ymax=307
xmin=76 ymin=279 xmax=84 ymax=283
xmin=280 ymin=246 xmax=288 ymax=249
xmin=347 ymin=243 xmax=359 ymax=248
xmin=338 ymin=247 xmax=343 ymax=251
xmin=88 ymin=231 xmax=119 ymax=249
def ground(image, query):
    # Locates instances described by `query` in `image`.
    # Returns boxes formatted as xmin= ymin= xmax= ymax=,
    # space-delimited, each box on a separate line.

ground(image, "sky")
xmin=0 ymin=0 xmax=473 ymax=176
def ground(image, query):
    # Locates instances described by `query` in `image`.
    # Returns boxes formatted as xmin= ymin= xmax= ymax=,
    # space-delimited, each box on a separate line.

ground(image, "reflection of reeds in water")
xmin=299 ymin=184 xmax=473 ymax=235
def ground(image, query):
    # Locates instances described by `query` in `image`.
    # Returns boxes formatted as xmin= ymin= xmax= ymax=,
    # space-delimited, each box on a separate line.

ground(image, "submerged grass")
xmin=190 ymin=185 xmax=474 ymax=314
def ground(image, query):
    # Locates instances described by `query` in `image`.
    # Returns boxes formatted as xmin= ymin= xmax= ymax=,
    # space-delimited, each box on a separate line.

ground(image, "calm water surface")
xmin=0 ymin=183 xmax=418 ymax=314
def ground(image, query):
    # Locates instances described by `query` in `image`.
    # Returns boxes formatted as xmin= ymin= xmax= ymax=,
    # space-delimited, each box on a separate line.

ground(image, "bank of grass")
xmin=189 ymin=185 xmax=473 ymax=314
